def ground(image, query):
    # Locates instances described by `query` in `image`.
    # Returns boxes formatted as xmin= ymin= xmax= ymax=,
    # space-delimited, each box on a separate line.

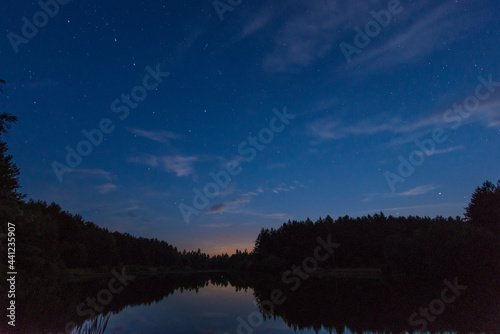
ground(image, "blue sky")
xmin=1 ymin=0 xmax=499 ymax=254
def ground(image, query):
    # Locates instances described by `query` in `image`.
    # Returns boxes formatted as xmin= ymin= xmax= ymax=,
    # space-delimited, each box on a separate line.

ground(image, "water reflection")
xmin=6 ymin=272 xmax=499 ymax=333
xmin=76 ymin=314 xmax=110 ymax=334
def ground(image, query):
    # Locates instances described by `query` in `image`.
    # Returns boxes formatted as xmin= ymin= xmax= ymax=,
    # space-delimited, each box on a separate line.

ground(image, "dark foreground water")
xmin=3 ymin=272 xmax=499 ymax=333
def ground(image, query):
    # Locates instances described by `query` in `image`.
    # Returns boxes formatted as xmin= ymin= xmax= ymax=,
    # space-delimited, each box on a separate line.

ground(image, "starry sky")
xmin=1 ymin=0 xmax=499 ymax=255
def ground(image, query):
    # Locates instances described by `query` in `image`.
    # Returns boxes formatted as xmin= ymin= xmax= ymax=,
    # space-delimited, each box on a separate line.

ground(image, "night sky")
xmin=1 ymin=0 xmax=499 ymax=255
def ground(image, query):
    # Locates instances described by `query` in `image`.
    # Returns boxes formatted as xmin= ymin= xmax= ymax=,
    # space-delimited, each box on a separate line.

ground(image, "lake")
xmin=96 ymin=282 xmax=328 ymax=333
xmin=5 ymin=272 xmax=499 ymax=333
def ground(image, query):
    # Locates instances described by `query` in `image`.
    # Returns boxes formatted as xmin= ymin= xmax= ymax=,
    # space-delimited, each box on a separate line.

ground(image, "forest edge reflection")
xmin=2 ymin=269 xmax=497 ymax=334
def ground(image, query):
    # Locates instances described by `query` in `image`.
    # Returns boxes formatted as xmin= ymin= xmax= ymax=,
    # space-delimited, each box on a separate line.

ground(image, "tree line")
xmin=250 ymin=201 xmax=499 ymax=280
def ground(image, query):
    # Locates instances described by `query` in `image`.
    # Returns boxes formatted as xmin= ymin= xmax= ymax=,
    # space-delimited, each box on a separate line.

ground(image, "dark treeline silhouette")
xmin=0 ymin=198 xmax=249 ymax=280
xmin=251 ymin=201 xmax=499 ymax=281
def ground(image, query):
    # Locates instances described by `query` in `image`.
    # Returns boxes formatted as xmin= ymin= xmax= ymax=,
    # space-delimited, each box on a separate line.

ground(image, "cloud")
xmin=128 ymin=128 xmax=182 ymax=144
xmin=241 ymin=210 xmax=290 ymax=220
xmin=202 ymin=223 xmax=232 ymax=228
xmin=207 ymin=197 xmax=251 ymax=215
xmin=307 ymin=115 xmax=441 ymax=142
xmin=476 ymin=97 xmax=500 ymax=128
xmin=96 ymin=183 xmax=117 ymax=194
xmin=428 ymin=146 xmax=465 ymax=156
xmin=352 ymin=1 xmax=485 ymax=71
xmin=262 ymin=1 xmax=488 ymax=72
xmin=307 ymin=88 xmax=499 ymax=145
xmin=207 ymin=203 xmax=228 ymax=214
xmin=307 ymin=117 xmax=392 ymax=141
xmin=127 ymin=211 xmax=154 ymax=224
xmin=73 ymin=169 xmax=116 ymax=180
xmin=205 ymin=182 xmax=302 ymax=216
xmin=262 ymin=212 xmax=288 ymax=219
xmin=263 ymin=1 xmax=342 ymax=72
xmin=362 ymin=184 xmax=437 ymax=202
xmin=271 ymin=184 xmax=295 ymax=194
xmin=161 ymin=156 xmax=198 ymax=177
xmin=129 ymin=154 xmax=198 ymax=177
xmin=262 ymin=0 xmax=400 ymax=72
xmin=241 ymin=8 xmax=273 ymax=37
xmin=398 ymin=185 xmax=437 ymax=197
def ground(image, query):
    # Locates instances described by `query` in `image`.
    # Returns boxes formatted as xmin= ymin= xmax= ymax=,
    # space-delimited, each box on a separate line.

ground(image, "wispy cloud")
xmin=477 ymin=97 xmax=500 ymax=128
xmin=202 ymin=223 xmax=232 ymax=228
xmin=96 ymin=183 xmax=117 ymax=194
xmin=206 ymin=182 xmax=301 ymax=216
xmin=238 ymin=210 xmax=289 ymax=220
xmin=263 ymin=1 xmax=343 ymax=72
xmin=308 ymin=89 xmax=499 ymax=145
xmin=207 ymin=197 xmax=251 ymax=214
xmin=128 ymin=128 xmax=182 ymax=144
xmin=74 ymin=169 xmax=116 ymax=180
xmin=362 ymin=184 xmax=437 ymax=202
xmin=127 ymin=211 xmax=154 ymax=224
xmin=128 ymin=154 xmax=198 ymax=177
xmin=241 ymin=8 xmax=273 ymax=37
xmin=398 ymin=184 xmax=437 ymax=197
xmin=271 ymin=184 xmax=295 ymax=194
xmin=262 ymin=0 xmax=397 ymax=72
xmin=307 ymin=114 xmax=443 ymax=142
xmin=262 ymin=1 xmax=488 ymax=73
xmin=207 ymin=203 xmax=228 ymax=214
xmin=429 ymin=146 xmax=465 ymax=156
xmin=352 ymin=1 xmax=486 ymax=71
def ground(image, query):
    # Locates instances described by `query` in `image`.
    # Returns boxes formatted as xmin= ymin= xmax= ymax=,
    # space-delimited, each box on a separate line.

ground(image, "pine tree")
xmin=0 ymin=80 xmax=24 ymax=202
xmin=465 ymin=180 xmax=500 ymax=236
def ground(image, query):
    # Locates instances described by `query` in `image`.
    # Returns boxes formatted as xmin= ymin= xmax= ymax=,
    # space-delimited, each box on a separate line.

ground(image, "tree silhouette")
xmin=465 ymin=180 xmax=500 ymax=236
xmin=0 ymin=79 xmax=5 ymax=92
xmin=0 ymin=79 xmax=24 ymax=202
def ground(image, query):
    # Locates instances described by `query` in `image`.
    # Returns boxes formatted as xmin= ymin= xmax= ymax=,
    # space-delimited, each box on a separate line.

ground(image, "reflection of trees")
xmin=77 ymin=314 xmax=110 ymax=334
xmin=2 ymin=271 xmax=500 ymax=334
xmin=2 ymin=272 xmax=238 ymax=334
xmin=251 ymin=276 xmax=500 ymax=334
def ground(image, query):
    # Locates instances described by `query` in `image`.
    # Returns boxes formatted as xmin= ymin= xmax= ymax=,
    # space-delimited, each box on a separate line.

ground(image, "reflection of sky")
xmin=97 ymin=283 xmax=348 ymax=334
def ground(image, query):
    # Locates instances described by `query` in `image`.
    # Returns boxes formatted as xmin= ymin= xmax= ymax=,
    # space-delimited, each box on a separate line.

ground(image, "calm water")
xmin=5 ymin=272 xmax=499 ymax=333
xmin=93 ymin=282 xmax=337 ymax=334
